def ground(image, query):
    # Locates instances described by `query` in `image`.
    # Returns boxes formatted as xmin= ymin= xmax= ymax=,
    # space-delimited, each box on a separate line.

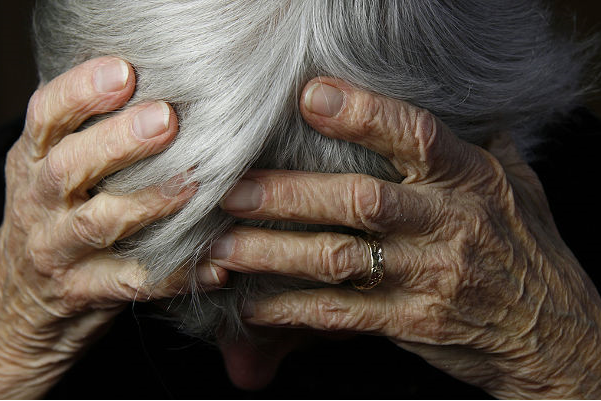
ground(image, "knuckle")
xmin=125 ymin=200 xmax=155 ymax=226
xmin=96 ymin=120 xmax=130 ymax=165
xmin=123 ymin=191 xmax=170 ymax=232
xmin=353 ymin=93 xmax=391 ymax=134
xmin=5 ymin=143 xmax=19 ymax=170
xmin=439 ymin=223 xmax=487 ymax=300
xmin=71 ymin=205 xmax=111 ymax=249
xmin=4 ymin=141 xmax=26 ymax=179
xmin=38 ymin=145 xmax=79 ymax=199
xmin=55 ymin=277 xmax=88 ymax=312
xmin=25 ymin=229 xmax=60 ymax=275
xmin=39 ymin=147 xmax=70 ymax=196
xmin=479 ymin=149 xmax=513 ymax=195
xmin=351 ymin=175 xmax=398 ymax=231
xmin=318 ymin=235 xmax=363 ymax=283
xmin=264 ymin=300 xmax=293 ymax=326
xmin=115 ymin=267 xmax=152 ymax=300
xmin=413 ymin=108 xmax=440 ymax=165
xmin=25 ymin=89 xmax=46 ymax=137
xmin=426 ymin=303 xmax=452 ymax=343
xmin=313 ymin=297 xmax=350 ymax=331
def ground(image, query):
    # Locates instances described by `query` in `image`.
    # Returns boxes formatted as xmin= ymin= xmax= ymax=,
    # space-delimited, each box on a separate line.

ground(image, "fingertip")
xmin=93 ymin=58 xmax=128 ymax=93
xmin=64 ymin=57 xmax=137 ymax=117
xmin=300 ymin=77 xmax=348 ymax=119
xmin=164 ymin=101 xmax=179 ymax=134
xmin=220 ymin=179 xmax=264 ymax=212
xmin=212 ymin=264 xmax=229 ymax=286
xmin=304 ymin=83 xmax=344 ymax=118
xmin=131 ymin=101 xmax=177 ymax=142
xmin=73 ymin=57 xmax=135 ymax=120
xmin=24 ymin=57 xmax=138 ymax=156
xmin=87 ymin=57 xmax=136 ymax=104
xmin=299 ymin=77 xmax=388 ymax=152
xmin=162 ymin=101 xmax=180 ymax=147
xmin=196 ymin=262 xmax=228 ymax=289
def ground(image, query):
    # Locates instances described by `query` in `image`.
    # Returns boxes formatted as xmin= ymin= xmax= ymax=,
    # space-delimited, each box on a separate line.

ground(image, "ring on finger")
xmin=352 ymin=235 xmax=384 ymax=290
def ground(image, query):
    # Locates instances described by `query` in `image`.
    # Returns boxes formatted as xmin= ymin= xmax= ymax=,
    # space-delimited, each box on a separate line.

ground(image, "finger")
xmin=24 ymin=57 xmax=135 ymax=158
xmin=246 ymin=288 xmax=385 ymax=332
xmin=65 ymin=255 xmax=227 ymax=307
xmin=244 ymin=288 xmax=441 ymax=342
xmin=209 ymin=227 xmax=371 ymax=284
xmin=120 ymin=260 xmax=227 ymax=299
xmin=221 ymin=169 xmax=438 ymax=234
xmin=300 ymin=77 xmax=485 ymax=183
xmin=242 ymin=288 xmax=394 ymax=334
xmin=37 ymin=101 xmax=177 ymax=200
xmin=210 ymin=226 xmax=430 ymax=286
xmin=32 ymin=179 xmax=196 ymax=265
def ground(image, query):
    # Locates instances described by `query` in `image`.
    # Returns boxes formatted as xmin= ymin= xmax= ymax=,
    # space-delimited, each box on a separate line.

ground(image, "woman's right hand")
xmin=0 ymin=57 xmax=227 ymax=399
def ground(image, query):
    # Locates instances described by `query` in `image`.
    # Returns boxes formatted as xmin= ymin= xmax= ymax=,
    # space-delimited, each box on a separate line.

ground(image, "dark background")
xmin=1 ymin=1 xmax=600 ymax=399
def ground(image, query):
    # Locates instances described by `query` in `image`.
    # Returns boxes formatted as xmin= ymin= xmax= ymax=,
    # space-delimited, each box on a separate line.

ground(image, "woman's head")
xmin=33 ymin=0 xmax=591 ymax=339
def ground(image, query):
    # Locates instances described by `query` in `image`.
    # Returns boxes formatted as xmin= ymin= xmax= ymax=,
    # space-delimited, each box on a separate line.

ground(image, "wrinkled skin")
xmin=1 ymin=55 xmax=600 ymax=399
xmin=211 ymin=77 xmax=601 ymax=398
xmin=0 ymin=57 xmax=227 ymax=398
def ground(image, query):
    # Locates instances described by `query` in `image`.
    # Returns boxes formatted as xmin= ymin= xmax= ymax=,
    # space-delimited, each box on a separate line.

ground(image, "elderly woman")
xmin=1 ymin=0 xmax=601 ymax=398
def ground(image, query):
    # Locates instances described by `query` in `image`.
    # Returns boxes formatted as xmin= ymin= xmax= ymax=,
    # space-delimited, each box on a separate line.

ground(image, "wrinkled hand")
xmin=212 ymin=77 xmax=601 ymax=398
xmin=0 ymin=57 xmax=226 ymax=398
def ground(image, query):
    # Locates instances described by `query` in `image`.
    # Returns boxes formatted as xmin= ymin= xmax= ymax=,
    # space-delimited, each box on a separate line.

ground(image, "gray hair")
xmin=33 ymin=0 xmax=592 ymax=339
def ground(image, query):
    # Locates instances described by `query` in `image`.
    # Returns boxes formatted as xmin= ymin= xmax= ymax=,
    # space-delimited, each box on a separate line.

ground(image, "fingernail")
xmin=197 ymin=263 xmax=222 ymax=287
xmin=133 ymin=102 xmax=170 ymax=140
xmin=160 ymin=172 xmax=188 ymax=198
xmin=221 ymin=179 xmax=263 ymax=211
xmin=241 ymin=302 xmax=254 ymax=318
xmin=210 ymin=264 xmax=222 ymax=283
xmin=93 ymin=59 xmax=129 ymax=93
xmin=305 ymin=83 xmax=344 ymax=117
xmin=211 ymin=234 xmax=235 ymax=260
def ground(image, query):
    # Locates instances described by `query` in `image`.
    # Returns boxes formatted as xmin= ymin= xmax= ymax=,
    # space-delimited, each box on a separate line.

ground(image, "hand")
xmin=211 ymin=77 xmax=601 ymax=398
xmin=0 ymin=57 xmax=227 ymax=398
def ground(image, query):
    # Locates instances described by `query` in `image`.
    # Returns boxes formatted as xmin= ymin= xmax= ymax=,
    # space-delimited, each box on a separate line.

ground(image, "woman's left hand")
xmin=210 ymin=77 xmax=601 ymax=398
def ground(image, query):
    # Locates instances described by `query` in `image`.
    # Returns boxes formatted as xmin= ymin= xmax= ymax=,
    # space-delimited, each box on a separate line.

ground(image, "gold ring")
xmin=352 ymin=235 xmax=384 ymax=290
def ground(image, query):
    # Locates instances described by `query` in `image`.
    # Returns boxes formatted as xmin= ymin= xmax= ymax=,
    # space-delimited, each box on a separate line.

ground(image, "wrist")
xmin=0 ymin=302 xmax=122 ymax=399
xmin=0 ymin=348 xmax=73 ymax=399
xmin=0 ymin=299 xmax=73 ymax=399
xmin=0 ymin=237 xmax=122 ymax=398
xmin=0 ymin=282 xmax=78 ymax=398
xmin=491 ymin=331 xmax=601 ymax=399
xmin=490 ymin=249 xmax=601 ymax=399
